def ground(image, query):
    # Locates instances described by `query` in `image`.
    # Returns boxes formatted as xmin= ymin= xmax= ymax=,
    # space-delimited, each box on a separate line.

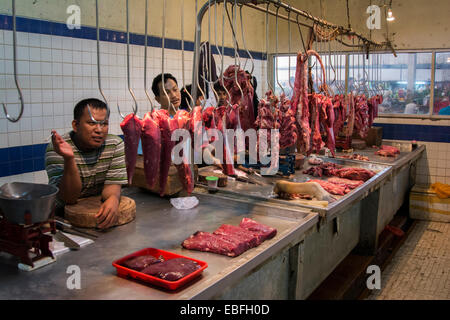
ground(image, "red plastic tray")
xmin=112 ymin=248 xmax=208 ymax=291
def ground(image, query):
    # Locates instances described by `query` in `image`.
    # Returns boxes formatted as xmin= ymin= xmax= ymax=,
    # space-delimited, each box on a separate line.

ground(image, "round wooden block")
xmin=64 ymin=195 xmax=136 ymax=228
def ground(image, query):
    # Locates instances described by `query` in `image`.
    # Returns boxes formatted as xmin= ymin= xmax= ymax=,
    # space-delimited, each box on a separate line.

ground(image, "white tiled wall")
xmin=0 ymin=28 xmax=266 ymax=185
xmin=374 ymin=118 xmax=450 ymax=186
xmin=416 ymin=141 xmax=450 ymax=185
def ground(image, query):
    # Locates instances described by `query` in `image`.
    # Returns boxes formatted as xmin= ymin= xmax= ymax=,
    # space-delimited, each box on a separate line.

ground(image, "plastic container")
xmin=206 ymin=176 xmax=219 ymax=193
xmin=112 ymin=248 xmax=208 ymax=291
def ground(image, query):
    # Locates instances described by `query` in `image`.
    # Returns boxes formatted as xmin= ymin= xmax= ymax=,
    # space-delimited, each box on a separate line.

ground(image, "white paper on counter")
xmin=170 ymin=196 xmax=199 ymax=210
xmin=49 ymin=232 xmax=94 ymax=256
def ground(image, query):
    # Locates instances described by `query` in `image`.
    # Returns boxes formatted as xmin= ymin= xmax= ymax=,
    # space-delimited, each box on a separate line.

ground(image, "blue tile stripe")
xmin=0 ymin=143 xmax=47 ymax=178
xmin=0 ymin=136 xmax=125 ymax=178
xmin=0 ymin=14 xmax=266 ymax=60
xmin=375 ymin=124 xmax=450 ymax=143
xmin=1 ymin=123 xmax=449 ymax=179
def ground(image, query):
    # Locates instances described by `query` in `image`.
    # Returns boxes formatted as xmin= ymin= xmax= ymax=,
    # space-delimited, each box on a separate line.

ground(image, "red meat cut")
xmin=239 ymin=217 xmax=277 ymax=242
xmin=327 ymin=177 xmax=364 ymax=190
xmin=334 ymin=167 xmax=375 ymax=182
xmin=141 ymin=112 xmax=161 ymax=189
xmin=121 ymin=255 xmax=162 ymax=271
xmin=141 ymin=257 xmax=201 ymax=281
xmin=182 ymin=231 xmax=247 ymax=257
xmin=213 ymin=224 xmax=260 ymax=247
xmin=308 ymin=179 xmax=347 ymax=196
xmin=120 ymin=114 xmax=143 ymax=185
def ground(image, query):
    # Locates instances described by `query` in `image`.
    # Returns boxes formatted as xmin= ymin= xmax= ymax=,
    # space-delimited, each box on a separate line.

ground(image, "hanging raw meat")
xmin=173 ymin=110 xmax=194 ymax=194
xmin=120 ymin=114 xmax=143 ymax=184
xmin=152 ymin=109 xmax=173 ymax=196
xmin=278 ymin=93 xmax=298 ymax=149
xmin=140 ymin=112 xmax=161 ymax=189
xmin=222 ymin=65 xmax=255 ymax=131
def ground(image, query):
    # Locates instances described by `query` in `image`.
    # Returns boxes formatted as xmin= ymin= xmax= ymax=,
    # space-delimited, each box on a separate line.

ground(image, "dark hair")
xmin=179 ymin=84 xmax=204 ymax=110
xmin=214 ymin=82 xmax=226 ymax=93
xmin=245 ymin=71 xmax=258 ymax=91
xmin=151 ymin=73 xmax=178 ymax=97
xmin=73 ymin=98 xmax=107 ymax=121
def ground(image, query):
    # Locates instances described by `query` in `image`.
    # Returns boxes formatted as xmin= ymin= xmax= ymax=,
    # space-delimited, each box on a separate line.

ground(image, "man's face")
xmin=156 ymin=78 xmax=181 ymax=110
xmin=72 ymin=106 xmax=109 ymax=150
xmin=217 ymin=90 xmax=227 ymax=106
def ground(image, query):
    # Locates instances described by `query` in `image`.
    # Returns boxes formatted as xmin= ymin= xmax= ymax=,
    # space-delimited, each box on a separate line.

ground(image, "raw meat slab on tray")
xmin=141 ymin=257 xmax=201 ymax=281
xmin=182 ymin=218 xmax=277 ymax=257
xmin=121 ymin=255 xmax=162 ymax=271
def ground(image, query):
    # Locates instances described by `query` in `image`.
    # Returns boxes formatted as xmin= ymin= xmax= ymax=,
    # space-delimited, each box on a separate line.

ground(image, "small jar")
xmin=205 ymin=176 xmax=219 ymax=193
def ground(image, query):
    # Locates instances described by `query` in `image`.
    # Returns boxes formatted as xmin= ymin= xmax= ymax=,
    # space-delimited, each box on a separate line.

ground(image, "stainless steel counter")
xmin=0 ymin=187 xmax=317 ymax=300
xmin=333 ymin=141 xmax=425 ymax=170
xmin=196 ymin=158 xmax=392 ymax=220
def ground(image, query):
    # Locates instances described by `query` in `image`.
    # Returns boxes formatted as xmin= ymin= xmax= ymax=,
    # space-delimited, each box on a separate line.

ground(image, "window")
xmin=273 ymin=51 xmax=450 ymax=118
xmin=275 ymin=53 xmax=347 ymax=98
xmin=274 ymin=55 xmax=296 ymax=99
xmin=433 ymin=52 xmax=450 ymax=115
xmin=374 ymin=52 xmax=432 ymax=115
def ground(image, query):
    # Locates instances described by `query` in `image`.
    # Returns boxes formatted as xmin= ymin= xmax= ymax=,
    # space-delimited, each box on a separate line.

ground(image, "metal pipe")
xmin=180 ymin=0 xmax=194 ymax=110
xmin=233 ymin=1 xmax=245 ymax=103
xmin=192 ymin=0 xmax=390 ymax=100
xmin=221 ymin=0 xmax=234 ymax=108
xmin=265 ymin=2 xmax=275 ymax=93
xmin=274 ymin=4 xmax=285 ymax=96
xmin=95 ymin=0 xmax=110 ymax=114
xmin=2 ymin=0 xmax=24 ymax=123
xmin=126 ymin=0 xmax=138 ymax=114
xmin=144 ymin=0 xmax=154 ymax=111
xmin=161 ymin=0 xmax=176 ymax=113
xmin=239 ymin=4 xmax=254 ymax=74
xmin=287 ymin=7 xmax=294 ymax=93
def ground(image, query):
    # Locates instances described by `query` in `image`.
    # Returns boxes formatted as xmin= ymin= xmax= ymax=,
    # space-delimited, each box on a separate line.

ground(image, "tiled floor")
xmin=367 ymin=220 xmax=450 ymax=300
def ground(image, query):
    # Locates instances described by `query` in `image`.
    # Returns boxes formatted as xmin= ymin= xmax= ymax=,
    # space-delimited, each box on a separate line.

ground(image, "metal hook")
xmin=203 ymin=0 xmax=220 ymax=107
xmin=86 ymin=104 xmax=109 ymax=126
xmin=144 ymin=0 xmax=154 ymax=111
xmin=238 ymin=4 xmax=254 ymax=75
xmin=95 ymin=0 xmax=110 ymax=113
xmin=274 ymin=4 xmax=285 ymax=96
xmin=328 ymin=40 xmax=336 ymax=96
xmin=287 ymin=7 xmax=294 ymax=94
xmin=126 ymin=0 xmax=138 ymax=115
xmin=296 ymin=13 xmax=307 ymax=54
xmin=231 ymin=1 xmax=245 ymax=105
xmin=180 ymin=0 xmax=193 ymax=111
xmin=266 ymin=2 xmax=275 ymax=94
xmin=220 ymin=0 xmax=234 ymax=109
xmin=161 ymin=0 xmax=176 ymax=114
xmin=2 ymin=0 xmax=24 ymax=123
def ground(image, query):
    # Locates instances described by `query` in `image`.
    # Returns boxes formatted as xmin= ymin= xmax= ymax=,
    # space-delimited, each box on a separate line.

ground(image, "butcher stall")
xmin=0 ymin=187 xmax=318 ymax=300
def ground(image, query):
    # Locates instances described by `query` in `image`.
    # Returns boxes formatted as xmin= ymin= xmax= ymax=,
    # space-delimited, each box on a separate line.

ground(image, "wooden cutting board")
xmin=64 ymin=195 xmax=136 ymax=228
xmin=131 ymin=155 xmax=183 ymax=196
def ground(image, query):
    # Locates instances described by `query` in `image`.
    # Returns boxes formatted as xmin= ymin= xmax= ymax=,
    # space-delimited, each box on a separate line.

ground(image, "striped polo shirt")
xmin=45 ymin=131 xmax=128 ymax=208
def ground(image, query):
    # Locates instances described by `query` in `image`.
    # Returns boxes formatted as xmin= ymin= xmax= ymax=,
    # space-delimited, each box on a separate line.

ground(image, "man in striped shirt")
xmin=45 ymin=98 xmax=128 ymax=229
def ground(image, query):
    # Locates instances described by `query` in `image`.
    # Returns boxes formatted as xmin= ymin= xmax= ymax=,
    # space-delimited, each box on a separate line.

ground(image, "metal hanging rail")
xmin=192 ymin=0 xmax=396 ymax=101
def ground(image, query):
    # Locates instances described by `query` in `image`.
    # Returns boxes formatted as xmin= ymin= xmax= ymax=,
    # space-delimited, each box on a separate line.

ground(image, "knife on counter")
xmin=54 ymin=217 xmax=99 ymax=239
xmin=53 ymin=231 xmax=81 ymax=250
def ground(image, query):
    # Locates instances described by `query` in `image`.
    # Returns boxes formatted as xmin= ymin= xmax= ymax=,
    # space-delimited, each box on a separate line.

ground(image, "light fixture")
xmin=386 ymin=8 xmax=395 ymax=21
xmin=447 ymin=56 xmax=450 ymax=63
